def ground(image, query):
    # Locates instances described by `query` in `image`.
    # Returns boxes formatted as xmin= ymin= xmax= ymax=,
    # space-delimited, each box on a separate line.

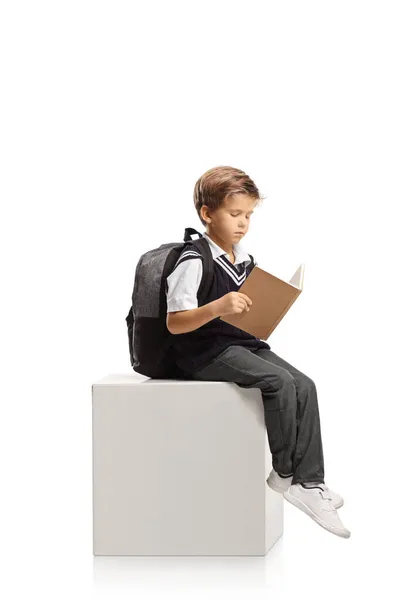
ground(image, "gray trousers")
xmin=191 ymin=345 xmax=325 ymax=485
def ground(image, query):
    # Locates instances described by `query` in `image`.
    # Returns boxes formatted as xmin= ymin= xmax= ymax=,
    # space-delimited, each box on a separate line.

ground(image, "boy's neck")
xmin=204 ymin=230 xmax=233 ymax=256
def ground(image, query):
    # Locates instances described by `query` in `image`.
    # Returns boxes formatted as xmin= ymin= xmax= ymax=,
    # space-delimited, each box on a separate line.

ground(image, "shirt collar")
xmin=202 ymin=231 xmax=252 ymax=267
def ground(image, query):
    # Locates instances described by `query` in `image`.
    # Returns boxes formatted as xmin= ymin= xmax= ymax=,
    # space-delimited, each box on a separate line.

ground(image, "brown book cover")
xmin=220 ymin=263 xmax=305 ymax=341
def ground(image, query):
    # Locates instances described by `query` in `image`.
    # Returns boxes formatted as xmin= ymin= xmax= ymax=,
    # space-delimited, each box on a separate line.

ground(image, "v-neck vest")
xmin=170 ymin=250 xmax=271 ymax=375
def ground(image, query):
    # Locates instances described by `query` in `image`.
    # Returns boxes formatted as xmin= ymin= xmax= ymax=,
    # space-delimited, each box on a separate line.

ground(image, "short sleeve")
xmin=165 ymin=255 xmax=203 ymax=312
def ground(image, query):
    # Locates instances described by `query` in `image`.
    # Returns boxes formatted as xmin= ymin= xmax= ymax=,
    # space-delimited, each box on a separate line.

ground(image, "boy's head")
xmin=193 ymin=166 xmax=264 ymax=246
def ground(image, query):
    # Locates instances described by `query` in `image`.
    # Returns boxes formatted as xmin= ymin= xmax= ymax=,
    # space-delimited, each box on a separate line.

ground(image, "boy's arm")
xmin=165 ymin=251 xmax=221 ymax=335
xmin=167 ymin=302 xmax=220 ymax=335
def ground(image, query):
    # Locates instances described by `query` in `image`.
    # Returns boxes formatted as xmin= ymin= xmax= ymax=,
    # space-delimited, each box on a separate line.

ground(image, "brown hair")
xmin=193 ymin=166 xmax=265 ymax=227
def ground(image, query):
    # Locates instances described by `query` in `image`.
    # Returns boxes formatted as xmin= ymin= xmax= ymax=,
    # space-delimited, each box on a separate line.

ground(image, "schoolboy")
xmin=165 ymin=166 xmax=350 ymax=539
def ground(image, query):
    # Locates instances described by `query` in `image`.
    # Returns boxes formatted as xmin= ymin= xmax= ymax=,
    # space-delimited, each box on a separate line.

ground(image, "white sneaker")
xmin=267 ymin=469 xmax=344 ymax=509
xmin=283 ymin=483 xmax=351 ymax=538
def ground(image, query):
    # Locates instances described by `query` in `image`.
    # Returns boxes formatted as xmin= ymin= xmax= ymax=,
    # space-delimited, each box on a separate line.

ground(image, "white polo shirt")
xmin=166 ymin=231 xmax=257 ymax=313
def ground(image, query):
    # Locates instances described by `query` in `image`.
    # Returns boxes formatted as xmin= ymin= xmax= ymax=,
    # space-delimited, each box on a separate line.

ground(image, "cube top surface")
xmin=92 ymin=373 xmax=237 ymax=387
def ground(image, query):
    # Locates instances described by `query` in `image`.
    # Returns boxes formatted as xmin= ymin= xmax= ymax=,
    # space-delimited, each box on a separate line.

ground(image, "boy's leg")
xmin=252 ymin=348 xmax=325 ymax=486
xmin=191 ymin=345 xmax=298 ymax=479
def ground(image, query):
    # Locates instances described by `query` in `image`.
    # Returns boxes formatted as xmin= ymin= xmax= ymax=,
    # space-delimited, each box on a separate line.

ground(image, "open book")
xmin=220 ymin=263 xmax=305 ymax=341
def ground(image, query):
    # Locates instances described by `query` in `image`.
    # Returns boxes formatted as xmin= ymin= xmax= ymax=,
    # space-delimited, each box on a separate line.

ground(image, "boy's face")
xmin=202 ymin=193 xmax=256 ymax=245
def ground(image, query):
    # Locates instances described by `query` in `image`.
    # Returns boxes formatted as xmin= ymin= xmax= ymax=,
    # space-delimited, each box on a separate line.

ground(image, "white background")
xmin=1 ymin=1 xmax=399 ymax=598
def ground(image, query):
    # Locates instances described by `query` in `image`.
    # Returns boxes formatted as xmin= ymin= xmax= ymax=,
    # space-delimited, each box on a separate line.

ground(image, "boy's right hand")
xmin=213 ymin=292 xmax=252 ymax=317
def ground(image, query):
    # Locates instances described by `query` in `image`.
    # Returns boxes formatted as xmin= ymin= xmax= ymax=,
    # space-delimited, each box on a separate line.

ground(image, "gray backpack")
xmin=126 ymin=227 xmax=244 ymax=379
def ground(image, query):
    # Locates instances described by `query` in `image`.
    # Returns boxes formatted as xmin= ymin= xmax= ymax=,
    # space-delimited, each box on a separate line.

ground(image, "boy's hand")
xmin=212 ymin=291 xmax=252 ymax=318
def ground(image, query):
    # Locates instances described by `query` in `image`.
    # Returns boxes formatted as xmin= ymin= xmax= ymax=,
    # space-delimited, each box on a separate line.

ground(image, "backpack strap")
xmin=182 ymin=227 xmax=214 ymax=307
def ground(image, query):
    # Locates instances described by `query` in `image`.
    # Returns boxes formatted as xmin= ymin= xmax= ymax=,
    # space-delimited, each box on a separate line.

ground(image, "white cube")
xmin=92 ymin=373 xmax=283 ymax=556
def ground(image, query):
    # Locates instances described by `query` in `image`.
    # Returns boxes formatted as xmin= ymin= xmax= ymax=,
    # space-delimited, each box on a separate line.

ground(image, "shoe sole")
xmin=283 ymin=488 xmax=350 ymax=538
xmin=267 ymin=479 xmax=344 ymax=510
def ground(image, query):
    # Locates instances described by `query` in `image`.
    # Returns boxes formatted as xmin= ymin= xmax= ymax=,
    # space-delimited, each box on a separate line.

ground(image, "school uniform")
xmin=166 ymin=231 xmax=271 ymax=375
xmin=166 ymin=231 xmax=325 ymax=486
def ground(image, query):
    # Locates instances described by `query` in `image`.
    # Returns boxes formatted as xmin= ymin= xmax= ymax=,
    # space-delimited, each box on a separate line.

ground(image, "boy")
xmin=165 ymin=166 xmax=350 ymax=539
